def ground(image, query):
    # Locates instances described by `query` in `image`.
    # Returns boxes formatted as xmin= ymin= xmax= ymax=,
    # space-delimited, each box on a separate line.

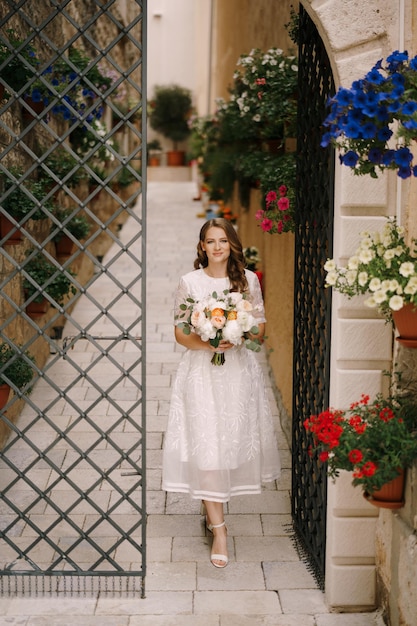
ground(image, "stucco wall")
xmin=212 ymin=0 xmax=296 ymax=103
xmin=304 ymin=0 xmax=417 ymax=620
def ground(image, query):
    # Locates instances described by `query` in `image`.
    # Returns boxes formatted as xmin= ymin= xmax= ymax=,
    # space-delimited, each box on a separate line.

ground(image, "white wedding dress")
xmin=162 ymin=268 xmax=281 ymax=502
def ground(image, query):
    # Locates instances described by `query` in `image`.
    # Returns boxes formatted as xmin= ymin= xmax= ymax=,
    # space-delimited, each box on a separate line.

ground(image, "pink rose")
xmin=211 ymin=315 xmax=226 ymax=329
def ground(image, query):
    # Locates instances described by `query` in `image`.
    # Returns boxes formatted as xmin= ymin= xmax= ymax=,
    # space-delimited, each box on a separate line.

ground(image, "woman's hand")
xmin=209 ymin=339 xmax=234 ymax=353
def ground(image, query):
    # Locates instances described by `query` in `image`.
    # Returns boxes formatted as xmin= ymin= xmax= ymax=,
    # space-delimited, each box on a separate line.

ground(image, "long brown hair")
xmin=193 ymin=218 xmax=248 ymax=293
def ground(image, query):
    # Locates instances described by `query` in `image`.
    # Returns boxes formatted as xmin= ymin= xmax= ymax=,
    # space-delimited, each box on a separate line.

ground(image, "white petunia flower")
xmin=389 ymin=295 xmax=404 ymax=311
xmin=369 ymin=278 xmax=381 ymax=292
xmin=324 ymin=259 xmax=336 ymax=272
xmin=404 ymin=277 xmax=417 ymax=294
xmin=399 ymin=261 xmax=415 ymax=277
xmin=358 ymin=272 xmax=368 ymax=287
xmin=325 ymin=271 xmax=337 ymax=286
xmin=373 ymin=290 xmax=388 ymax=304
xmin=347 ymin=256 xmax=359 ymax=270
xmin=358 ymin=248 xmax=375 ymax=264
xmin=364 ymin=296 xmax=378 ymax=308
xmin=346 ymin=270 xmax=358 ymax=285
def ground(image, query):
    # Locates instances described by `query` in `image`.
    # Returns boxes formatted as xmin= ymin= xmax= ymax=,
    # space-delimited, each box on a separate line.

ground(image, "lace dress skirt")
xmin=162 ymin=342 xmax=281 ymax=502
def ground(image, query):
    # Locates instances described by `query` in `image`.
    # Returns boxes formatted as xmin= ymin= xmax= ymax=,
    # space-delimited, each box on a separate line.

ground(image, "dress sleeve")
xmin=247 ymin=271 xmax=266 ymax=323
xmin=173 ymin=276 xmax=190 ymax=325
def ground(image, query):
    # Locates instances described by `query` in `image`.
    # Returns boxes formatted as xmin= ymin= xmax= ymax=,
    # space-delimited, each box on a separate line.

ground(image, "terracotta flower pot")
xmin=26 ymin=298 xmax=50 ymax=319
xmin=167 ymin=150 xmax=185 ymax=166
xmin=0 ymin=213 xmax=23 ymax=245
xmin=0 ymin=383 xmax=10 ymax=409
xmin=22 ymin=97 xmax=45 ymax=120
xmin=364 ymin=470 xmax=405 ymax=509
xmin=55 ymin=235 xmax=76 ymax=261
xmin=392 ymin=303 xmax=417 ymax=348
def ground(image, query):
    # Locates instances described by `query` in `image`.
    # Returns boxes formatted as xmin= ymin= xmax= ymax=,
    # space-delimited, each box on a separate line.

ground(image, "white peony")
xmin=222 ymin=319 xmax=243 ymax=345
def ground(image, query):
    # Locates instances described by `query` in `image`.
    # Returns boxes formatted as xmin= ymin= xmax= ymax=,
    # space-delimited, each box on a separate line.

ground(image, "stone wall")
xmin=0 ymin=0 xmax=141 ymax=446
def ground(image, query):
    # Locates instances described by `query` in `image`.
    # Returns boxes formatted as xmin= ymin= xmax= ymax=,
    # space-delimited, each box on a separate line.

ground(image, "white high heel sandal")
xmin=210 ymin=521 xmax=228 ymax=569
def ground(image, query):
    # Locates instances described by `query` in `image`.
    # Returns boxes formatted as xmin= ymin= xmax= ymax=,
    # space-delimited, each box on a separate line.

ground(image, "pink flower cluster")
xmin=255 ymin=185 xmax=294 ymax=234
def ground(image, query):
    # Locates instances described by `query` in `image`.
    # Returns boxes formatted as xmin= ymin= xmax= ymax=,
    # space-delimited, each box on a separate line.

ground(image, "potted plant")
xmin=321 ymin=50 xmax=417 ymax=179
xmin=149 ymin=84 xmax=193 ymax=165
xmin=39 ymin=148 xmax=87 ymax=194
xmin=147 ymin=139 xmax=162 ymax=166
xmin=324 ymin=218 xmax=417 ymax=345
xmin=23 ymin=250 xmax=76 ymax=317
xmin=255 ymin=183 xmax=295 ymax=234
xmin=0 ymin=170 xmax=53 ymax=245
xmin=0 ymin=29 xmax=38 ymax=100
xmin=304 ymin=385 xmax=417 ymax=508
xmin=0 ymin=342 xmax=35 ymax=407
xmin=52 ymin=207 xmax=90 ymax=260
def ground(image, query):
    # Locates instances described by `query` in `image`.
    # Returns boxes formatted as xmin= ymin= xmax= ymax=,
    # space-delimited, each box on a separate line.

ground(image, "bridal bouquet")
xmin=176 ymin=289 xmax=261 ymax=365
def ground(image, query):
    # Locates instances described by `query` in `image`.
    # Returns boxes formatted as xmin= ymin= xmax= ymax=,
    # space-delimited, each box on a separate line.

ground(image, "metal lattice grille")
xmin=291 ymin=4 xmax=334 ymax=590
xmin=0 ymin=0 xmax=146 ymax=595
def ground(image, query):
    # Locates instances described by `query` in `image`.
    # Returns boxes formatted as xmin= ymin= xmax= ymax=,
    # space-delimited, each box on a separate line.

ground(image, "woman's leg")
xmin=203 ymin=500 xmax=228 ymax=567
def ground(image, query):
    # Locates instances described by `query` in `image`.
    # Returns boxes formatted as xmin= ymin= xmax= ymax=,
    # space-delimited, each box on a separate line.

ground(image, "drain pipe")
xmin=207 ymin=0 xmax=214 ymax=115
xmin=397 ymin=0 xmax=405 ymax=223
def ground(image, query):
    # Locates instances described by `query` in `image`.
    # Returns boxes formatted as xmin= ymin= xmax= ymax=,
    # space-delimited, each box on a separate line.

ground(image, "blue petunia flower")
xmin=335 ymin=88 xmax=353 ymax=106
xmin=353 ymin=91 xmax=367 ymax=109
xmin=381 ymin=150 xmax=396 ymax=165
xmin=30 ymin=88 xmax=42 ymax=102
xmin=402 ymin=119 xmax=417 ymax=129
xmin=410 ymin=56 xmax=417 ymax=71
xmin=377 ymin=126 xmax=393 ymax=142
xmin=368 ymin=148 xmax=382 ymax=163
xmin=387 ymin=101 xmax=401 ymax=113
xmin=413 ymin=165 xmax=417 ymax=177
xmin=394 ymin=147 xmax=413 ymax=167
xmin=343 ymin=120 xmax=361 ymax=138
xmin=362 ymin=122 xmax=378 ymax=138
xmin=376 ymin=106 xmax=389 ymax=122
xmin=341 ymin=150 xmax=360 ymax=167
xmin=397 ymin=166 xmax=412 ymax=179
xmin=401 ymin=101 xmax=417 ymax=115
xmin=391 ymin=72 xmax=405 ymax=86
xmin=365 ymin=68 xmax=384 ymax=85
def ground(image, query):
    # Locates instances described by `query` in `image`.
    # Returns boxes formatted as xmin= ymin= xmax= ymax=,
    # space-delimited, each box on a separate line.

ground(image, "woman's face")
xmin=201 ymin=226 xmax=230 ymax=265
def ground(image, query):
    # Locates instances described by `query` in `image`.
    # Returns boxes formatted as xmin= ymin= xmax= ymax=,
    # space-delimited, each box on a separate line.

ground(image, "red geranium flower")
xmin=348 ymin=449 xmax=363 ymax=464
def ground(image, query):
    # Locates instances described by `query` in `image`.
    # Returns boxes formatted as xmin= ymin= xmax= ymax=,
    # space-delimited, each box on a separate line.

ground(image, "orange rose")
xmin=211 ymin=307 xmax=224 ymax=317
xmin=227 ymin=310 xmax=238 ymax=320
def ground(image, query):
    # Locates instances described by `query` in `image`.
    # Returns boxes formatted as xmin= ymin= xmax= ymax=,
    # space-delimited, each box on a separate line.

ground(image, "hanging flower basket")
xmin=321 ymin=50 xmax=417 ymax=179
xmin=324 ymin=218 xmax=417 ymax=324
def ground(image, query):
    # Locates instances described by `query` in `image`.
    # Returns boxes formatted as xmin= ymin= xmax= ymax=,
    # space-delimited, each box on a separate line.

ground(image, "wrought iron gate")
xmin=0 ymin=0 xmax=146 ymax=594
xmin=291 ymin=5 xmax=335 ymax=589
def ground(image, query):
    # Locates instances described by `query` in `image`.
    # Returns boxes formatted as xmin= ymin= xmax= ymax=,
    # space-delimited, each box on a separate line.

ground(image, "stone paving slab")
xmin=0 ymin=182 xmax=385 ymax=625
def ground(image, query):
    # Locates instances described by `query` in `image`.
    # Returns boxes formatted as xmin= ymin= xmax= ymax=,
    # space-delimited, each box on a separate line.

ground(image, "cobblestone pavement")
xmin=0 ymin=182 xmax=384 ymax=625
